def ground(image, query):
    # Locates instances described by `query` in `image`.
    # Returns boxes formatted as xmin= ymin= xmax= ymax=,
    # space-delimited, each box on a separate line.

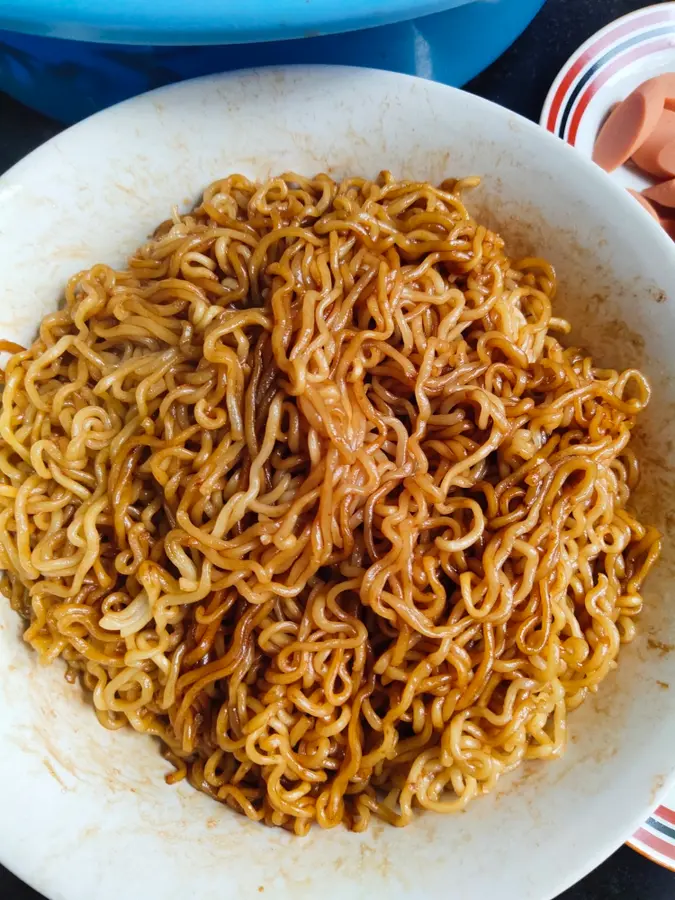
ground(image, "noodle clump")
xmin=0 ymin=172 xmax=661 ymax=833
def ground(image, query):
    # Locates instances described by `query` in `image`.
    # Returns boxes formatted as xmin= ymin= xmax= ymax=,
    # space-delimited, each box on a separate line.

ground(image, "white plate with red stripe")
xmin=541 ymin=2 xmax=675 ymax=196
xmin=629 ymin=799 xmax=675 ymax=873
xmin=542 ymin=2 xmax=675 ymax=871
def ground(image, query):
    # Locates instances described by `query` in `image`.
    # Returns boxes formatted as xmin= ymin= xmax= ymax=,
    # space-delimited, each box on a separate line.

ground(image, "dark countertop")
xmin=1 ymin=0 xmax=674 ymax=898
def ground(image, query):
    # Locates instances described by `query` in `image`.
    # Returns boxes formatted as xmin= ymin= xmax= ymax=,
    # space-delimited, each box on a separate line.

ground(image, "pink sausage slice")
xmin=643 ymin=178 xmax=675 ymax=208
xmin=632 ymin=108 xmax=675 ymax=176
xmin=656 ymin=138 xmax=675 ymax=178
xmin=627 ymin=188 xmax=660 ymax=220
xmin=659 ymin=217 xmax=675 ymax=240
xmin=593 ymin=79 xmax=666 ymax=172
xmin=651 ymin=73 xmax=675 ymax=111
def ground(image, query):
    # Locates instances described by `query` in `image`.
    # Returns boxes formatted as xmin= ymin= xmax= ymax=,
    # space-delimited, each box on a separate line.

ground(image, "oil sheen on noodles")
xmin=0 ymin=172 xmax=661 ymax=834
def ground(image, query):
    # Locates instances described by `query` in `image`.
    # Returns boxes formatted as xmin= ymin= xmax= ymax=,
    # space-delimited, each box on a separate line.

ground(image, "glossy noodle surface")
xmin=0 ymin=172 xmax=661 ymax=833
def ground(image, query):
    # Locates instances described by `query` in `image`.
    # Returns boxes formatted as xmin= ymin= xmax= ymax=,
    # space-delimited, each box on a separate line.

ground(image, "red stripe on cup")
xmin=655 ymin=805 xmax=675 ymax=826
xmin=545 ymin=5 xmax=675 ymax=133
xmin=634 ymin=826 xmax=675 ymax=861
xmin=629 ymin=839 xmax=675 ymax=874
xmin=567 ymin=36 xmax=675 ymax=145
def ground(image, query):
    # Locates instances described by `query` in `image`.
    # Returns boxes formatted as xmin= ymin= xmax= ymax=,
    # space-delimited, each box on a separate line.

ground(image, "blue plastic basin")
xmin=0 ymin=0 xmax=546 ymax=125
xmin=0 ymin=0 xmax=474 ymax=45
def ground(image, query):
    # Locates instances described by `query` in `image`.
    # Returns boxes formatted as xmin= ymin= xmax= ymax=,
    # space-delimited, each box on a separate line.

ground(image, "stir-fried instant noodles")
xmin=0 ymin=172 xmax=661 ymax=833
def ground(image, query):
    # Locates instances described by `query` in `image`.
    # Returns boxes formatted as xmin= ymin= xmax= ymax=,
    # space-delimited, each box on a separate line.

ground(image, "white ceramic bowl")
xmin=1 ymin=66 xmax=675 ymax=900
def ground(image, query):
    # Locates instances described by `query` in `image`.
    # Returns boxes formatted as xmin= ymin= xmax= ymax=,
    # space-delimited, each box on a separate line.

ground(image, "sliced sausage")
xmin=643 ymin=178 xmax=675 ymax=208
xmin=655 ymin=138 xmax=675 ymax=178
xmin=659 ymin=216 xmax=675 ymax=240
xmin=627 ymin=188 xmax=660 ymax=220
xmin=632 ymin=109 xmax=675 ymax=177
xmin=651 ymin=73 xmax=675 ymax=111
xmin=593 ymin=79 xmax=666 ymax=172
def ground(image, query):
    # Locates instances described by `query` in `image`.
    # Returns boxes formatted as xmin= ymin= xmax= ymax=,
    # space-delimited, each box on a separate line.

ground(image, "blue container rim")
xmin=0 ymin=0 xmax=474 ymax=45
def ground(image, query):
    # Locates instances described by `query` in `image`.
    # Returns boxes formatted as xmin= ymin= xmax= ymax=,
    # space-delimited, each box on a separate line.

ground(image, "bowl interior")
xmin=1 ymin=67 xmax=675 ymax=900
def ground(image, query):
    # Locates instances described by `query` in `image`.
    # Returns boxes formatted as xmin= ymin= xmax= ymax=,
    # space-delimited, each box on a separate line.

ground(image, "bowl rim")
xmin=1 ymin=63 xmax=675 ymax=900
